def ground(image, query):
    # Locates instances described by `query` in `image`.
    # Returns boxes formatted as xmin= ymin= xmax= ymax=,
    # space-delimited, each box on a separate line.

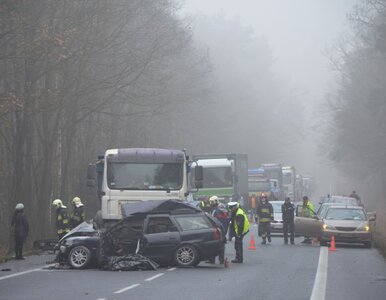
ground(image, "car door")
xmin=294 ymin=206 xmax=322 ymax=237
xmin=140 ymin=215 xmax=180 ymax=262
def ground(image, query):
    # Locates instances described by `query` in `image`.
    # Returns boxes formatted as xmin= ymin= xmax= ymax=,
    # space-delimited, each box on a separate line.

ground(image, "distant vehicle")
xmin=260 ymin=163 xmax=284 ymax=201
xmin=295 ymin=205 xmax=375 ymax=248
xmin=191 ymin=154 xmax=248 ymax=205
xmin=302 ymin=175 xmax=316 ymax=197
xmin=282 ymin=166 xmax=296 ymax=201
xmin=55 ymin=200 xmax=225 ymax=269
xmin=248 ymin=168 xmax=272 ymax=207
xmin=269 ymin=201 xmax=284 ymax=234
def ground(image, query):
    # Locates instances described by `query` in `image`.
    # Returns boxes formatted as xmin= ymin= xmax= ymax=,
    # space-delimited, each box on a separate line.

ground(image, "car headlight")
xmin=356 ymin=224 xmax=370 ymax=232
xmin=59 ymin=245 xmax=67 ymax=253
xmin=322 ymin=224 xmax=335 ymax=231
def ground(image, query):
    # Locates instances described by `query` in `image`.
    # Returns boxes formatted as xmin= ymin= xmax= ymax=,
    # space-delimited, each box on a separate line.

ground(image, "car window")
xmin=146 ymin=217 xmax=177 ymax=234
xmin=174 ymin=215 xmax=212 ymax=231
xmin=325 ymin=208 xmax=366 ymax=220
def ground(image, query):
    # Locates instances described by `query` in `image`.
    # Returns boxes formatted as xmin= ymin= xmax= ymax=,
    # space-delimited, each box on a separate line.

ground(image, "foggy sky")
xmin=180 ymin=0 xmax=360 ymax=197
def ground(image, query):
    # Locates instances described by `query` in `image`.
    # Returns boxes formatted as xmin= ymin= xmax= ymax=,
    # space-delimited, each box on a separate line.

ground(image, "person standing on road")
xmin=349 ymin=190 xmax=362 ymax=206
xmin=52 ymin=199 xmax=70 ymax=239
xmin=228 ymin=202 xmax=250 ymax=263
xmin=281 ymin=197 xmax=295 ymax=245
xmin=11 ymin=203 xmax=29 ymax=260
xmin=256 ymin=193 xmax=274 ymax=245
xmin=301 ymin=196 xmax=315 ymax=244
xmin=70 ymin=196 xmax=85 ymax=229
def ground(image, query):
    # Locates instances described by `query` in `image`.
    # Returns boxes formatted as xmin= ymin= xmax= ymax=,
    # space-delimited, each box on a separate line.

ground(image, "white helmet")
xmin=227 ymin=201 xmax=239 ymax=211
xmin=15 ymin=203 xmax=24 ymax=210
xmin=52 ymin=199 xmax=63 ymax=208
xmin=72 ymin=197 xmax=83 ymax=207
xmin=209 ymin=195 xmax=219 ymax=205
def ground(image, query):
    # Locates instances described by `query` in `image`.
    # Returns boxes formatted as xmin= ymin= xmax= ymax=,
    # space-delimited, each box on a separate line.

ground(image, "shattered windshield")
xmin=325 ymin=208 xmax=366 ymax=220
xmin=107 ymin=162 xmax=183 ymax=190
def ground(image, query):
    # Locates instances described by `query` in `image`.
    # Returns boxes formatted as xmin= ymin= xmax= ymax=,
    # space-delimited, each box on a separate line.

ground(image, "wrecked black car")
xmin=55 ymin=200 xmax=225 ymax=269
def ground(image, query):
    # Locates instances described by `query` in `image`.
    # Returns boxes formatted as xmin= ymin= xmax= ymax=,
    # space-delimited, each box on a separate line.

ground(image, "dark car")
xmin=56 ymin=200 xmax=225 ymax=269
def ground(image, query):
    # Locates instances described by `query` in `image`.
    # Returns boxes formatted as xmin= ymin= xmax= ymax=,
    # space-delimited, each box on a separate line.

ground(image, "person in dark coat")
xmin=11 ymin=203 xmax=29 ymax=260
xmin=52 ymin=199 xmax=70 ymax=239
xmin=70 ymin=196 xmax=85 ymax=229
xmin=281 ymin=197 xmax=295 ymax=245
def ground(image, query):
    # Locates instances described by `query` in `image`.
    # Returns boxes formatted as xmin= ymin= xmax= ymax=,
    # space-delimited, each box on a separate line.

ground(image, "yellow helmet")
xmin=52 ymin=199 xmax=63 ymax=208
xmin=72 ymin=197 xmax=83 ymax=207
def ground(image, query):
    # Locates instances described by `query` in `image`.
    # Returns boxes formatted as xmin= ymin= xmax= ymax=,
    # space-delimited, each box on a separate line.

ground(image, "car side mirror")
xmin=367 ymin=211 xmax=376 ymax=221
xmin=194 ymin=165 xmax=203 ymax=189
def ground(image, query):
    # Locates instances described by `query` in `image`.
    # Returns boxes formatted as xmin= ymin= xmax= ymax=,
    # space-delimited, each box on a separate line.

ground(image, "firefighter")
xmin=256 ymin=193 xmax=273 ymax=245
xmin=199 ymin=196 xmax=211 ymax=213
xmin=52 ymin=199 xmax=70 ymax=239
xmin=11 ymin=203 xmax=29 ymax=260
xmin=70 ymin=196 xmax=85 ymax=229
xmin=282 ymin=197 xmax=295 ymax=245
xmin=228 ymin=201 xmax=250 ymax=263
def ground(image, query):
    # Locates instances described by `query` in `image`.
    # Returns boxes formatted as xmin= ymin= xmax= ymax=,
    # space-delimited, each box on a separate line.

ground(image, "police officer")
xmin=70 ymin=196 xmax=85 ymax=229
xmin=256 ymin=193 xmax=273 ymax=244
xmin=11 ymin=203 xmax=29 ymax=260
xmin=301 ymin=196 xmax=315 ymax=244
xmin=52 ymin=199 xmax=70 ymax=239
xmin=228 ymin=202 xmax=250 ymax=263
xmin=282 ymin=197 xmax=295 ymax=245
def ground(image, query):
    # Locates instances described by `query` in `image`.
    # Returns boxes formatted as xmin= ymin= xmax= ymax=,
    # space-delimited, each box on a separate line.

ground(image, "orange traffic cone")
xmin=248 ymin=232 xmax=257 ymax=250
xmin=224 ymin=257 xmax=229 ymax=268
xmin=329 ymin=236 xmax=336 ymax=251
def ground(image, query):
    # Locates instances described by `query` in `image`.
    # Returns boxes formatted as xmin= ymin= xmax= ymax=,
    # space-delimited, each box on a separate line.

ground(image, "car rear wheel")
xmin=174 ymin=244 xmax=198 ymax=267
xmin=69 ymin=246 xmax=91 ymax=269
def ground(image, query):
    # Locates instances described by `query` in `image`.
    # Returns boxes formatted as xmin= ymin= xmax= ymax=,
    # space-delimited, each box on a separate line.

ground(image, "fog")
xmin=180 ymin=0 xmax=358 ymax=197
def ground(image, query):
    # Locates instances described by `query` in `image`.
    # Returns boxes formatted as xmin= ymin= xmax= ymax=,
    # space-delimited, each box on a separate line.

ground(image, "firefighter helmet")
xmin=72 ymin=196 xmax=83 ymax=207
xmin=15 ymin=203 xmax=24 ymax=210
xmin=209 ymin=195 xmax=219 ymax=205
xmin=52 ymin=199 xmax=63 ymax=208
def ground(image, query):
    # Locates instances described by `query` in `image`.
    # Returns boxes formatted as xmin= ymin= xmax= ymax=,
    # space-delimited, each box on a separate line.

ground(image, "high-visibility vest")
xmin=234 ymin=208 xmax=250 ymax=235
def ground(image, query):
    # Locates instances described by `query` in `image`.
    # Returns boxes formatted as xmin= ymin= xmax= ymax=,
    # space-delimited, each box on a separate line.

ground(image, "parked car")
xmin=295 ymin=205 xmax=375 ymax=248
xmin=269 ymin=201 xmax=284 ymax=234
xmin=56 ymin=200 xmax=225 ymax=269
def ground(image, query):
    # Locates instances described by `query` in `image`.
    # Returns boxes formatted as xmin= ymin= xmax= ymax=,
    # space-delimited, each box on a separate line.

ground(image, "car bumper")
xmin=320 ymin=231 xmax=372 ymax=243
xmin=270 ymin=222 xmax=283 ymax=233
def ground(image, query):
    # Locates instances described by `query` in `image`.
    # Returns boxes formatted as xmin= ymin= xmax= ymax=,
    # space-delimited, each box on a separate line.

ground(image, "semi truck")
xmin=191 ymin=154 xmax=248 ymax=207
xmin=87 ymin=148 xmax=202 ymax=228
xmin=260 ymin=163 xmax=285 ymax=201
xmin=282 ymin=166 xmax=296 ymax=201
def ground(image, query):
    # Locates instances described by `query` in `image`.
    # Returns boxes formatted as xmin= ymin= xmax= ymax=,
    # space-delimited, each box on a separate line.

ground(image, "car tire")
xmin=68 ymin=246 xmax=91 ymax=269
xmin=363 ymin=241 xmax=372 ymax=248
xmin=174 ymin=244 xmax=198 ymax=267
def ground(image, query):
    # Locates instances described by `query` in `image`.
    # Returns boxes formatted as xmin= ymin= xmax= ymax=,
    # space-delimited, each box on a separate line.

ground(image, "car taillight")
xmin=214 ymin=227 xmax=221 ymax=240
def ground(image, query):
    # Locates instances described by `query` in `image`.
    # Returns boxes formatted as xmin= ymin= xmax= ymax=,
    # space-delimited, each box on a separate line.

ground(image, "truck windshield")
xmin=283 ymin=173 xmax=292 ymax=184
xmin=202 ymin=167 xmax=233 ymax=188
xmin=248 ymin=181 xmax=270 ymax=191
xmin=107 ymin=162 xmax=183 ymax=190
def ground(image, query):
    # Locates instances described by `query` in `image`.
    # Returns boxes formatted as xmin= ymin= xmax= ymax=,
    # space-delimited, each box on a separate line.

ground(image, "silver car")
xmin=270 ymin=201 xmax=284 ymax=233
xmin=295 ymin=205 xmax=374 ymax=248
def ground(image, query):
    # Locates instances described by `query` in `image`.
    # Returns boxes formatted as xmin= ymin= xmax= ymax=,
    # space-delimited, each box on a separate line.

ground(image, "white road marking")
xmin=0 ymin=268 xmax=42 ymax=281
xmin=114 ymin=283 xmax=140 ymax=294
xmin=167 ymin=267 xmax=176 ymax=271
xmin=310 ymin=247 xmax=329 ymax=300
xmin=145 ymin=273 xmax=164 ymax=281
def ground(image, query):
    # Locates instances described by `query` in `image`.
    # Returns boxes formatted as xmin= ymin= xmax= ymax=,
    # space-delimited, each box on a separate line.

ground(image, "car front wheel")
xmin=174 ymin=244 xmax=198 ymax=267
xmin=69 ymin=246 xmax=91 ymax=269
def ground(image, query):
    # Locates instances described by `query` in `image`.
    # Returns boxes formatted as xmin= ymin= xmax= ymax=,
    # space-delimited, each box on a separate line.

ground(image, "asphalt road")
xmin=1 ymin=225 xmax=386 ymax=300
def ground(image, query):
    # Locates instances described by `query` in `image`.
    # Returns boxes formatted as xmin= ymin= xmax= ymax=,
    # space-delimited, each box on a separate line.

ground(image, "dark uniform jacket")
xmin=71 ymin=206 xmax=85 ymax=229
xmin=281 ymin=202 xmax=295 ymax=222
xmin=56 ymin=207 xmax=70 ymax=237
xmin=11 ymin=211 xmax=29 ymax=242
xmin=256 ymin=202 xmax=274 ymax=223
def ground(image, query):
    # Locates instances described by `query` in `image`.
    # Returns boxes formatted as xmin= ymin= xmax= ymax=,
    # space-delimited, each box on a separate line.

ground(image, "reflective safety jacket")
xmin=70 ymin=205 xmax=85 ymax=229
xmin=233 ymin=208 xmax=250 ymax=236
xmin=199 ymin=201 xmax=211 ymax=213
xmin=301 ymin=201 xmax=315 ymax=218
xmin=56 ymin=207 xmax=70 ymax=237
xmin=256 ymin=202 xmax=274 ymax=223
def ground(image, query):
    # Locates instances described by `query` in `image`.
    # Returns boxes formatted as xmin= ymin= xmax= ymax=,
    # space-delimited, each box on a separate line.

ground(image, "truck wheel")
xmin=93 ymin=210 xmax=104 ymax=229
xmin=69 ymin=246 xmax=91 ymax=269
xmin=174 ymin=244 xmax=198 ymax=267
